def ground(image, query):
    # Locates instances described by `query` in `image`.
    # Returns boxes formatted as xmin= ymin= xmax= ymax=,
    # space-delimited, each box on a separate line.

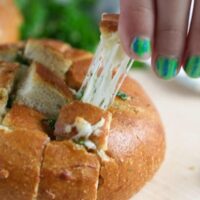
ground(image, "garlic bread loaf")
xmin=0 ymin=14 xmax=165 ymax=200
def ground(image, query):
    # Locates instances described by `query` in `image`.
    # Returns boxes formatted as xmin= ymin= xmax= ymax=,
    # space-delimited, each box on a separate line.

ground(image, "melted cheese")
xmin=84 ymin=140 xmax=96 ymax=150
xmin=69 ymin=87 xmax=77 ymax=95
xmin=0 ymin=125 xmax=11 ymax=132
xmin=64 ymin=124 xmax=72 ymax=133
xmin=77 ymin=32 xmax=133 ymax=110
xmin=65 ymin=117 xmax=109 ymax=154
xmin=65 ymin=117 xmax=105 ymax=142
xmin=97 ymin=149 xmax=110 ymax=162
xmin=92 ymin=118 xmax=105 ymax=136
xmin=73 ymin=117 xmax=93 ymax=140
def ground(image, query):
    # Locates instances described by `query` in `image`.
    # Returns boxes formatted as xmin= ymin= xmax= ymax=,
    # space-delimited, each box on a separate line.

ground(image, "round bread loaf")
xmin=0 ymin=14 xmax=165 ymax=200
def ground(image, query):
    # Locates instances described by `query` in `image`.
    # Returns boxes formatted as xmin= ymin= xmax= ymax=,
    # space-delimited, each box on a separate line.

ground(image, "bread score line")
xmin=0 ymin=13 xmax=165 ymax=200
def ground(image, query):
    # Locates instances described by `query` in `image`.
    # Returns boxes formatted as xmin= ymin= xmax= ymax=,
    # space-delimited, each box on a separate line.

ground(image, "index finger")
xmin=119 ymin=0 xmax=155 ymax=60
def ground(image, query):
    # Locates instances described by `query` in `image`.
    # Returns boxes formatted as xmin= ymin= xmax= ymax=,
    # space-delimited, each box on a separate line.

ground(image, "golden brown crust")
xmin=0 ymin=38 xmax=165 ymax=200
xmin=0 ymin=128 xmax=49 ymax=200
xmin=33 ymin=39 xmax=71 ymax=53
xmin=35 ymin=62 xmax=74 ymax=100
xmin=64 ymin=56 xmax=165 ymax=200
xmin=38 ymin=140 xmax=100 ymax=200
xmin=97 ymin=158 xmax=120 ymax=200
xmin=0 ymin=61 xmax=19 ymax=89
xmin=64 ymin=48 xmax=93 ymax=62
xmin=102 ymin=13 xmax=119 ymax=22
xmin=2 ymin=104 xmax=45 ymax=132
xmin=96 ymin=78 xmax=165 ymax=200
xmin=0 ymin=42 xmax=25 ymax=62
xmin=55 ymin=101 xmax=112 ymax=150
xmin=24 ymin=39 xmax=72 ymax=78
xmin=0 ymin=61 xmax=19 ymax=118
xmin=65 ymin=58 xmax=91 ymax=90
xmin=100 ymin=13 xmax=119 ymax=34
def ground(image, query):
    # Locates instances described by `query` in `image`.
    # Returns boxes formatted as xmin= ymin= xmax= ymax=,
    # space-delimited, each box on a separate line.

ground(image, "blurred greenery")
xmin=15 ymin=0 xmax=99 ymax=51
xmin=132 ymin=60 xmax=150 ymax=69
xmin=15 ymin=0 xmax=146 ymax=69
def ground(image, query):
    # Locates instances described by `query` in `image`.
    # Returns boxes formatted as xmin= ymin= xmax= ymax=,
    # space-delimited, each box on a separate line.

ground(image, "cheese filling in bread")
xmin=78 ymin=15 xmax=133 ymax=110
xmin=55 ymin=101 xmax=112 ymax=151
xmin=65 ymin=117 xmax=105 ymax=140
xmin=0 ymin=13 xmax=165 ymax=200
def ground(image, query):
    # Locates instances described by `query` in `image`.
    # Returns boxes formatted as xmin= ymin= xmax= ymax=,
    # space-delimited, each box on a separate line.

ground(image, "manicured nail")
xmin=131 ymin=37 xmax=151 ymax=59
xmin=155 ymin=56 xmax=179 ymax=80
xmin=184 ymin=56 xmax=200 ymax=78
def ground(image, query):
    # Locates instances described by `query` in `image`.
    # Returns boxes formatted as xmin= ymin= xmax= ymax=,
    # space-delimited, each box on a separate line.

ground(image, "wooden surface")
xmin=130 ymin=68 xmax=200 ymax=200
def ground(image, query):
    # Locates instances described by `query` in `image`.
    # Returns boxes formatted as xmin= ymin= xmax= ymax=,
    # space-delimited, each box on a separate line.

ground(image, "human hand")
xmin=119 ymin=0 xmax=200 ymax=79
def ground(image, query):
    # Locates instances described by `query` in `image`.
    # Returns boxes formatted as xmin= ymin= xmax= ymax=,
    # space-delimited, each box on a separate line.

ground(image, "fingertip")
xmin=184 ymin=56 xmax=200 ymax=78
xmin=130 ymin=36 xmax=152 ymax=60
xmin=119 ymin=25 xmax=152 ymax=61
xmin=153 ymin=56 xmax=180 ymax=80
xmin=119 ymin=0 xmax=154 ymax=60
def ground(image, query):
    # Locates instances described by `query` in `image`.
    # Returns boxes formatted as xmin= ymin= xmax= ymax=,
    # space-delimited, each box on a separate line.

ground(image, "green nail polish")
xmin=155 ymin=56 xmax=178 ymax=80
xmin=184 ymin=56 xmax=200 ymax=78
xmin=131 ymin=37 xmax=151 ymax=58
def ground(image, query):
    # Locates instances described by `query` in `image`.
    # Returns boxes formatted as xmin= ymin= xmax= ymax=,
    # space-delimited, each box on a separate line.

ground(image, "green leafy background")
xmin=15 ymin=0 xmax=99 ymax=51
xmin=15 ymin=0 xmax=146 ymax=68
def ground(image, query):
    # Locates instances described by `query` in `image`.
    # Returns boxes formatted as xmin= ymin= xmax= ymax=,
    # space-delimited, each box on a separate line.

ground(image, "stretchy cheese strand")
xmin=77 ymin=33 xmax=133 ymax=110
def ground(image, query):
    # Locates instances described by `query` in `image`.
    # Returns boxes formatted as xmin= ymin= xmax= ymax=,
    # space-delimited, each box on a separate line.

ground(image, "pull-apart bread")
xmin=0 ymin=13 xmax=165 ymax=200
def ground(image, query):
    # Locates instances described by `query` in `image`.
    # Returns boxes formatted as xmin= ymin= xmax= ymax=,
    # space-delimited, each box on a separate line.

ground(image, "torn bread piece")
xmin=0 ymin=128 xmax=49 ymax=200
xmin=55 ymin=101 xmax=112 ymax=151
xmin=24 ymin=39 xmax=72 ymax=78
xmin=38 ymin=140 xmax=100 ymax=200
xmin=16 ymin=62 xmax=74 ymax=118
xmin=100 ymin=13 xmax=119 ymax=34
xmin=0 ymin=62 xmax=19 ymax=119
xmin=65 ymin=58 xmax=92 ymax=90
xmin=2 ymin=104 xmax=45 ymax=132
xmin=78 ymin=13 xmax=133 ymax=110
xmin=100 ymin=13 xmax=125 ymax=65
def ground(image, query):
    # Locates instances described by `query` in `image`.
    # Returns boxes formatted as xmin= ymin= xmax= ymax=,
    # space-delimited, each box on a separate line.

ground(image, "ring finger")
xmin=184 ymin=0 xmax=200 ymax=78
xmin=153 ymin=0 xmax=191 ymax=80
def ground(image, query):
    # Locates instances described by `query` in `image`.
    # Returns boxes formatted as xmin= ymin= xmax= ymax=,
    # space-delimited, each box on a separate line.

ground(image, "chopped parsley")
xmin=75 ymin=90 xmax=84 ymax=100
xmin=117 ymin=91 xmax=129 ymax=101
xmin=73 ymin=139 xmax=85 ymax=146
xmin=66 ymin=98 xmax=69 ymax=104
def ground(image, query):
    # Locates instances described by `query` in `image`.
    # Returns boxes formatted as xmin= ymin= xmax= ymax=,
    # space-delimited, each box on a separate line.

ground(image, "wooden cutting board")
xmin=130 ymin=68 xmax=200 ymax=200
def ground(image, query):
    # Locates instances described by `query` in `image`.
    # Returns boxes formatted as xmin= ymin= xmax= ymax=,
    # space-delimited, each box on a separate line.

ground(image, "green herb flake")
xmin=74 ymin=139 xmax=85 ymax=146
xmin=117 ymin=91 xmax=129 ymax=101
xmin=41 ymin=118 xmax=56 ymax=131
xmin=76 ymin=90 xmax=84 ymax=100
xmin=66 ymin=98 xmax=69 ymax=104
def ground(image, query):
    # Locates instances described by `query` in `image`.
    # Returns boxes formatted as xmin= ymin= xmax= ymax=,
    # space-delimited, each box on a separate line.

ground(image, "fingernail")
xmin=131 ymin=37 xmax=151 ymax=59
xmin=155 ymin=56 xmax=179 ymax=80
xmin=184 ymin=56 xmax=200 ymax=78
